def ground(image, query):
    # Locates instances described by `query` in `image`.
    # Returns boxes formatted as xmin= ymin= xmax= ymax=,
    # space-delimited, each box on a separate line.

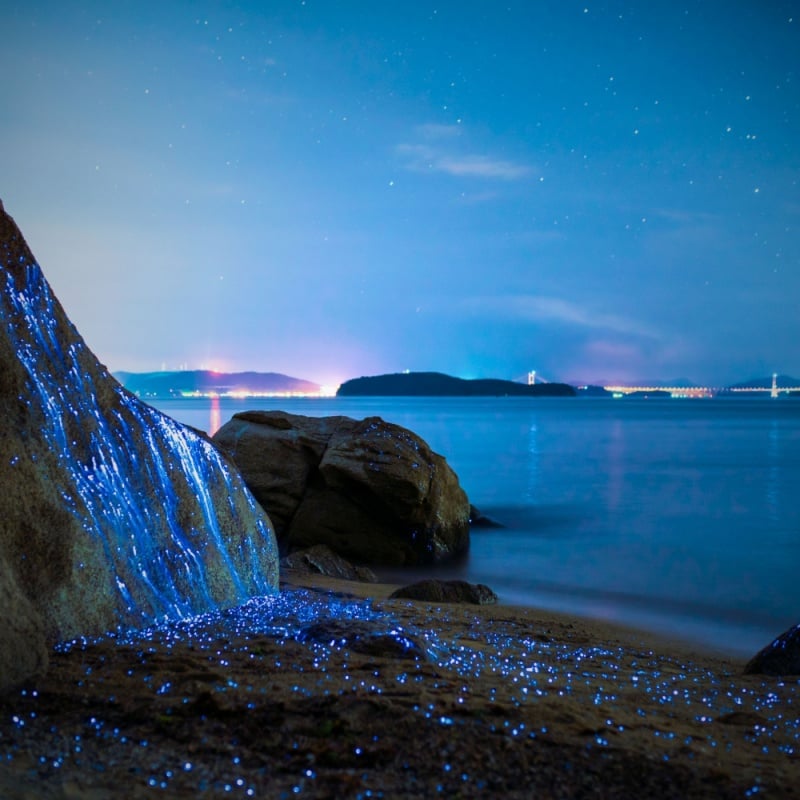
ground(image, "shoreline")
xmin=372 ymin=545 xmax=788 ymax=663
xmin=286 ymin=570 xmax=745 ymax=668
xmin=152 ymin=393 xmax=800 ymax=665
xmin=1 ymin=571 xmax=797 ymax=799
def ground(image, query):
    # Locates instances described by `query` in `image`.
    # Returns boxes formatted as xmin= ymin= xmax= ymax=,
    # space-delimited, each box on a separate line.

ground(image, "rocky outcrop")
xmin=744 ymin=623 xmax=800 ymax=675
xmin=213 ymin=410 xmax=470 ymax=566
xmin=469 ymin=504 xmax=504 ymax=529
xmin=389 ymin=579 xmax=498 ymax=605
xmin=0 ymin=201 xmax=279 ymax=693
xmin=281 ymin=545 xmax=378 ymax=583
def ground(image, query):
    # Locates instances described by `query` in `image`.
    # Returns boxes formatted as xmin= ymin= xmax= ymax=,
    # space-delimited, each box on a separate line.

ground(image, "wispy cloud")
xmin=396 ymin=125 xmax=532 ymax=181
xmin=461 ymin=294 xmax=659 ymax=339
xmin=436 ymin=153 xmax=532 ymax=179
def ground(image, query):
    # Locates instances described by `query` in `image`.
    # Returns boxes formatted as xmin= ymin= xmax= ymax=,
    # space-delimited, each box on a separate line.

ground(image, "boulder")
xmin=281 ymin=544 xmax=378 ymax=583
xmin=0 ymin=201 xmax=279 ymax=693
xmin=744 ymin=623 xmax=800 ymax=676
xmin=213 ymin=410 xmax=470 ymax=566
xmin=296 ymin=619 xmax=430 ymax=660
xmin=389 ymin=579 xmax=498 ymax=605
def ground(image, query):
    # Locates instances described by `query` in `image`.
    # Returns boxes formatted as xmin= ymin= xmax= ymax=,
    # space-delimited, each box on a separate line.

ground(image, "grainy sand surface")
xmin=0 ymin=571 xmax=797 ymax=799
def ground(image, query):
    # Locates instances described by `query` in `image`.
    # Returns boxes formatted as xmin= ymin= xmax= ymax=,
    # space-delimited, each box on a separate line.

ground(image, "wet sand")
xmin=0 ymin=571 xmax=797 ymax=798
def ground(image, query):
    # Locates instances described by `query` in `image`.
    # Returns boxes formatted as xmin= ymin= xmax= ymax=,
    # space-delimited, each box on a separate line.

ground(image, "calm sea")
xmin=151 ymin=395 xmax=800 ymax=657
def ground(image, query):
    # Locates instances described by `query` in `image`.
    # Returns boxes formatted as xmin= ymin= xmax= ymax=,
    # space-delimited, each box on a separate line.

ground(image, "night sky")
xmin=2 ymin=1 xmax=798 ymax=388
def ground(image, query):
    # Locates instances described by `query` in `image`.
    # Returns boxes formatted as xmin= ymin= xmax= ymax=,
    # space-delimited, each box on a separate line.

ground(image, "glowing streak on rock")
xmin=1 ymin=254 xmax=277 ymax=630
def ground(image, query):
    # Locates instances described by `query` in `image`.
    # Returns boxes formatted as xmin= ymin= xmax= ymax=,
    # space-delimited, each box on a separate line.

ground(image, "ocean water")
xmin=150 ymin=395 xmax=800 ymax=657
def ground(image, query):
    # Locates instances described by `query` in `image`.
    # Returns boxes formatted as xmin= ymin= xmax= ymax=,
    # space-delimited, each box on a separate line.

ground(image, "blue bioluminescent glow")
xmin=40 ymin=587 xmax=799 ymax=796
xmin=2 ymin=254 xmax=278 ymax=632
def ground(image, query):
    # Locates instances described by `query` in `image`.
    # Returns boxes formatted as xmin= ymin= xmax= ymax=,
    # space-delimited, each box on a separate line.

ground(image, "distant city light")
xmin=175 ymin=384 xmax=341 ymax=400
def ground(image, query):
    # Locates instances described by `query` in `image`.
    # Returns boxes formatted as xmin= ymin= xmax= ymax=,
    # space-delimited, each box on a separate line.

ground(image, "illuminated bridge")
xmin=518 ymin=370 xmax=718 ymax=397
xmin=521 ymin=372 xmax=799 ymax=398
xmin=604 ymin=374 xmax=800 ymax=398
xmin=727 ymin=374 xmax=800 ymax=398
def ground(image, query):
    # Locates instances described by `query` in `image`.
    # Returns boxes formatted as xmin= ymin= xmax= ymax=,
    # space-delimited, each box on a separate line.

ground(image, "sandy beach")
xmin=0 ymin=571 xmax=797 ymax=799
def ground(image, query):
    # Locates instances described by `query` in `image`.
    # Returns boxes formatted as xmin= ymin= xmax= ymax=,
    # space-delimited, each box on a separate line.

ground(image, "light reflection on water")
xmin=209 ymin=395 xmax=222 ymax=436
xmin=151 ymin=395 xmax=800 ymax=656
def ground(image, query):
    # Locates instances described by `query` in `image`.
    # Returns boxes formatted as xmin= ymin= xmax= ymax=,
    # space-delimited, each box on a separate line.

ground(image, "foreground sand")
xmin=0 ymin=571 xmax=797 ymax=799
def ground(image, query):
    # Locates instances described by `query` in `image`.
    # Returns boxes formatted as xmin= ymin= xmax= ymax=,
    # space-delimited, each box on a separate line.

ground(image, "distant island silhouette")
xmin=113 ymin=370 xmax=800 ymax=400
xmin=115 ymin=370 xmax=321 ymax=398
xmin=337 ymin=372 xmax=576 ymax=397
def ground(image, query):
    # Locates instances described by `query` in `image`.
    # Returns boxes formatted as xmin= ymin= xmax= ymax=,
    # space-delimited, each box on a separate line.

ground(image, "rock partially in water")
xmin=281 ymin=544 xmax=378 ymax=583
xmin=469 ymin=504 xmax=504 ymax=529
xmin=389 ymin=579 xmax=498 ymax=606
xmin=0 ymin=201 xmax=279 ymax=692
xmin=744 ymin=622 xmax=800 ymax=675
xmin=213 ymin=410 xmax=470 ymax=566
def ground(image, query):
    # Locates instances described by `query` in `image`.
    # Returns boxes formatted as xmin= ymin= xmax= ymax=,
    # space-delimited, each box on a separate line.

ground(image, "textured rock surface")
xmin=389 ymin=579 xmax=498 ymax=605
xmin=0 ymin=201 xmax=278 ymax=692
xmin=296 ymin=619 xmax=430 ymax=660
xmin=213 ymin=410 xmax=470 ymax=566
xmin=0 ymin=557 xmax=48 ymax=690
xmin=281 ymin=544 xmax=378 ymax=583
xmin=744 ymin=623 xmax=800 ymax=675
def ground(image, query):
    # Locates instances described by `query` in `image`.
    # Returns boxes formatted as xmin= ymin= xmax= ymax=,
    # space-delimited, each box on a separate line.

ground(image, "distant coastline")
xmin=337 ymin=372 xmax=576 ymax=397
xmin=114 ymin=370 xmax=322 ymax=399
xmin=115 ymin=369 xmax=800 ymax=401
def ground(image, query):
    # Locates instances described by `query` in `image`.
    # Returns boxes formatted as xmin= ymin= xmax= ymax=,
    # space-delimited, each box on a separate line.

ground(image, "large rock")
xmin=213 ymin=410 xmax=470 ymax=566
xmin=389 ymin=579 xmax=498 ymax=606
xmin=0 ymin=201 xmax=279 ymax=693
xmin=744 ymin=623 xmax=800 ymax=676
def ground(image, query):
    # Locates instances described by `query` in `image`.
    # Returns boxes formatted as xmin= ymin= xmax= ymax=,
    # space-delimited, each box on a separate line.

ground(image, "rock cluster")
xmin=744 ymin=623 xmax=800 ymax=676
xmin=213 ymin=410 xmax=471 ymax=566
xmin=0 ymin=201 xmax=278 ymax=692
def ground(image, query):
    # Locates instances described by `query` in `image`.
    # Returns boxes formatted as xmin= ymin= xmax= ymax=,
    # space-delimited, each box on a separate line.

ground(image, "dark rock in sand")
xmin=389 ymin=579 xmax=498 ymax=606
xmin=744 ymin=622 xmax=800 ymax=675
xmin=281 ymin=544 xmax=378 ymax=583
xmin=296 ymin=619 xmax=430 ymax=660
xmin=0 ymin=200 xmax=279 ymax=693
xmin=213 ymin=410 xmax=470 ymax=566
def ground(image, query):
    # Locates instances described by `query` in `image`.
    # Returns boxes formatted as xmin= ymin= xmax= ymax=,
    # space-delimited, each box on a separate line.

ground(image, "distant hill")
xmin=115 ymin=370 xmax=321 ymax=398
xmin=337 ymin=372 xmax=576 ymax=397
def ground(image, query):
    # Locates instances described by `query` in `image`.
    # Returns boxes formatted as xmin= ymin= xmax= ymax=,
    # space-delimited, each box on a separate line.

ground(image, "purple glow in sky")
xmin=2 ymin=1 xmax=798 ymax=387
